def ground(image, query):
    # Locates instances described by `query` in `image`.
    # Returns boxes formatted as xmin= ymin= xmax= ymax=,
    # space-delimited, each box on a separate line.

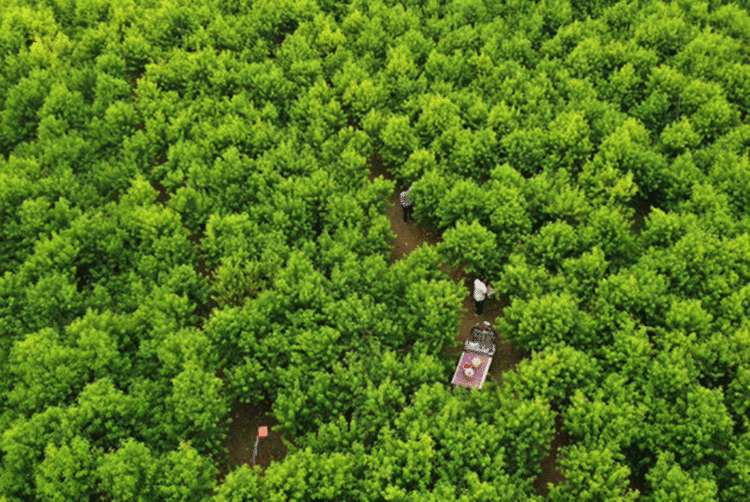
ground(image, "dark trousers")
xmin=475 ymin=299 xmax=485 ymax=316
xmin=402 ymin=205 xmax=414 ymax=222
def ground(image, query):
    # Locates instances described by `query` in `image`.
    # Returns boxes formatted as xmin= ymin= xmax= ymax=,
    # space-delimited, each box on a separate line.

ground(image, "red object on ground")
xmin=258 ymin=426 xmax=268 ymax=438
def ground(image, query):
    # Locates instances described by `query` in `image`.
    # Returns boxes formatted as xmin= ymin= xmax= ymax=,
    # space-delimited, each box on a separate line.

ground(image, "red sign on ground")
xmin=258 ymin=426 xmax=268 ymax=438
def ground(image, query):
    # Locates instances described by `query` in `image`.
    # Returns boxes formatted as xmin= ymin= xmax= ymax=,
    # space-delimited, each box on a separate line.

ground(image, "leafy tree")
xmin=645 ymin=451 xmax=719 ymax=502
xmin=640 ymin=208 xmax=698 ymax=250
xmin=521 ymin=220 xmax=581 ymax=272
xmin=34 ymin=436 xmax=99 ymax=502
xmin=631 ymin=65 xmax=686 ymax=136
xmin=156 ymin=441 xmax=217 ymax=501
xmin=658 ymin=152 xmax=705 ymax=209
xmin=497 ymin=253 xmax=555 ymax=304
xmin=210 ymin=256 xmax=270 ymax=308
xmin=503 ymin=345 xmax=601 ymax=412
xmin=402 ymin=277 xmax=466 ymax=353
xmin=165 ymin=359 xmax=229 ymax=453
xmin=543 ymin=110 xmax=593 ymax=172
xmin=396 ymin=147 xmax=437 ymax=183
xmin=548 ymin=444 xmax=638 ymax=501
xmin=500 ymin=126 xmax=547 ymax=177
xmin=559 ymin=247 xmax=608 ymax=307
xmin=437 ymin=219 xmax=498 ymax=277
xmin=1 ymin=68 xmax=55 ymax=153
xmin=381 ymin=44 xmax=425 ymax=107
xmin=564 ymin=374 xmax=647 ymax=452
xmin=415 ymin=93 xmax=463 ymax=146
xmin=213 ymin=464 xmax=267 ymax=502
xmin=68 ymin=378 xmax=138 ymax=451
xmin=379 ymin=113 xmax=419 ymax=168
xmin=96 ymin=439 xmax=159 ymax=502
xmin=719 ymin=62 xmax=750 ymax=118
xmin=594 ymin=261 xmax=673 ymax=329
xmin=7 ymin=327 xmax=89 ymax=416
xmin=579 ymin=205 xmax=641 ymax=265
xmin=595 ymin=118 xmax=669 ymax=201
xmin=707 ymin=151 xmax=750 ymax=216
xmin=341 ymin=72 xmax=389 ymax=124
xmin=657 ymin=116 xmax=702 ymax=157
xmin=500 ymin=291 xmax=596 ymax=351
xmin=434 ymin=178 xmax=491 ymax=228
xmin=633 ymin=3 xmax=696 ymax=59
xmin=605 ymin=62 xmax=645 ymax=113
xmin=484 ymin=180 xmax=532 ymax=258
xmin=443 ymin=127 xmax=498 ymax=180
xmin=0 ymin=406 xmax=70 ymax=500
xmin=717 ymin=432 xmax=750 ymax=502
xmin=674 ymin=25 xmax=741 ymax=83
xmin=121 ymin=30 xmax=156 ymax=77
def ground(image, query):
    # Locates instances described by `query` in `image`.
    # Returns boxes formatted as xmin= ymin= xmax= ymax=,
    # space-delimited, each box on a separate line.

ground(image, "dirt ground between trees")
xmin=219 ymin=161 xmax=565 ymax=495
xmin=217 ymin=401 xmax=287 ymax=481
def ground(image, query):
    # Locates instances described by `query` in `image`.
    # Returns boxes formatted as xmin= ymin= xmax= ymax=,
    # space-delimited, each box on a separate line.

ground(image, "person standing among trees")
xmin=473 ymin=275 xmax=491 ymax=316
xmin=400 ymin=183 xmax=414 ymax=222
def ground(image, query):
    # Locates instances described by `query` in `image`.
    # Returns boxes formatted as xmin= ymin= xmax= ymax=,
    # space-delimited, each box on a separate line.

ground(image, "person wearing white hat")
xmin=400 ymin=183 xmax=414 ymax=222
xmin=473 ymin=275 xmax=490 ymax=316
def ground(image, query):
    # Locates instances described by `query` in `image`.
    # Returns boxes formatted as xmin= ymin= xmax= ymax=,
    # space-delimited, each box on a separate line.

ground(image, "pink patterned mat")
xmin=451 ymin=352 xmax=492 ymax=390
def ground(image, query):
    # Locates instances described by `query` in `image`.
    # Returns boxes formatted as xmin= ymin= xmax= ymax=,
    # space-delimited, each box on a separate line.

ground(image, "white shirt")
xmin=473 ymin=279 xmax=488 ymax=301
xmin=400 ymin=189 xmax=413 ymax=207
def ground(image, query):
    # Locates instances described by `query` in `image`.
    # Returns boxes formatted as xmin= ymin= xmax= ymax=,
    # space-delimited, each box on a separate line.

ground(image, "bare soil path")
xmin=366 ymin=156 xmax=523 ymax=384
xmin=368 ymin=157 xmax=564 ymax=497
xmin=218 ymin=401 xmax=287 ymax=482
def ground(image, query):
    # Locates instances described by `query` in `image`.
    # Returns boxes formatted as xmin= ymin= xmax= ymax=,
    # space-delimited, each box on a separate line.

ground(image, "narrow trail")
xmin=368 ymin=157 xmax=565 ymax=497
xmin=366 ymin=157 xmax=523 ymax=385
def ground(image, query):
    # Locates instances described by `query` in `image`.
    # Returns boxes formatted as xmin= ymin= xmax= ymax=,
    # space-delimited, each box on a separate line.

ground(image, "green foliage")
xmin=434 ymin=178 xmax=490 ymax=228
xmin=1 ymin=68 xmax=55 ymax=152
xmin=213 ymin=464 xmax=266 ymax=501
xmin=156 ymin=441 xmax=217 ymax=501
xmin=543 ymin=110 xmax=593 ymax=172
xmin=579 ymin=205 xmax=641 ymax=265
xmin=500 ymin=292 xmax=595 ymax=351
xmin=2 ymin=0 xmax=750 ymax=499
xmin=409 ymin=168 xmax=460 ymax=231
xmin=210 ymin=256 xmax=270 ymax=308
xmin=7 ymin=327 xmax=90 ymax=415
xmin=565 ymin=375 xmax=647 ymax=452
xmin=415 ymin=93 xmax=463 ymax=146
xmin=500 ymin=126 xmax=548 ymax=177
xmin=275 ymin=346 xmax=444 ymax=441
xmin=548 ymin=444 xmax=638 ymax=501
xmin=96 ymin=439 xmax=159 ymax=502
xmin=645 ymin=451 xmax=719 ymax=501
xmin=561 ymin=246 xmax=609 ymax=306
xmin=68 ymin=378 xmax=138 ymax=450
xmin=380 ymin=113 xmax=419 ymax=167
xmin=657 ymin=116 xmax=702 ymax=157
xmin=0 ymin=407 xmax=67 ymax=499
xmin=166 ymin=359 xmax=229 ymax=453
xmin=718 ymin=433 xmax=750 ymax=502
xmin=438 ymin=219 xmax=498 ymax=277
xmin=521 ymin=220 xmax=581 ymax=271
xmin=35 ymin=436 xmax=99 ymax=502
xmin=707 ymin=151 xmax=750 ymax=215
xmin=504 ymin=345 xmax=601 ymax=412
xmin=381 ymin=44 xmax=425 ymax=106
xmin=484 ymin=178 xmax=532 ymax=258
